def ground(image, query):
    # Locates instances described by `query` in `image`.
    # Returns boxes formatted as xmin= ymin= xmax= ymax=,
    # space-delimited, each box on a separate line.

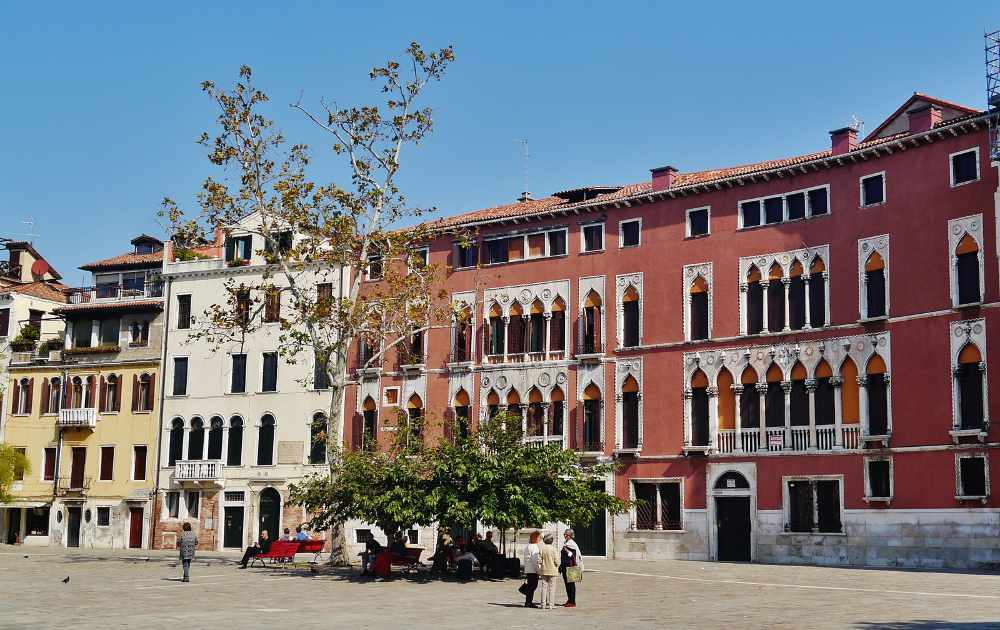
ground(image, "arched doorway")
xmin=258 ymin=488 xmax=281 ymax=543
xmin=710 ymin=467 xmax=754 ymax=562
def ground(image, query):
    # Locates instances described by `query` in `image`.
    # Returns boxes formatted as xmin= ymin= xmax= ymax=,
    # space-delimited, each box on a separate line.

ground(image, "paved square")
xmin=2 ymin=547 xmax=1000 ymax=629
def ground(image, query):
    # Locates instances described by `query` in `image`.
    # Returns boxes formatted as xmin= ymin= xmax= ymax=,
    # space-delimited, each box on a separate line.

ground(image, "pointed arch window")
xmin=257 ymin=414 xmax=275 ymax=465
xmin=227 ymin=417 xmax=243 ymax=466
xmin=740 ymin=367 xmax=760 ymax=429
xmin=550 ymin=298 xmax=566 ymax=352
xmin=208 ymin=416 xmax=224 ymax=460
xmin=582 ymin=384 xmax=602 ymax=451
xmin=550 ymin=386 xmax=565 ymax=436
xmin=765 ymin=364 xmax=784 ymax=428
xmin=168 ymin=418 xmax=184 ymax=466
xmin=407 ymin=394 xmax=424 ymax=443
xmin=956 ymin=234 xmax=981 ymax=306
xmin=486 ymin=304 xmax=504 ymax=357
xmin=790 ymin=362 xmax=808 ymax=426
xmin=717 ymin=369 xmax=735 ymax=433
xmin=508 ymin=303 xmax=525 ymax=355
xmin=788 ymin=260 xmax=806 ymax=330
xmin=526 ymin=388 xmax=544 ymax=437
xmin=809 ymin=257 xmax=827 ymax=328
xmin=864 ymin=252 xmax=887 ymax=318
xmin=689 ymin=276 xmax=709 ymax=341
xmin=865 ymin=355 xmax=889 ymax=436
xmin=814 ymin=360 xmax=835 ymax=426
xmin=49 ymin=376 xmax=63 ymax=413
xmin=486 ymin=389 xmax=500 ymax=421
xmin=453 ymin=389 xmax=470 ymax=439
xmin=361 ymin=397 xmax=378 ymax=450
xmin=528 ymin=300 xmax=545 ymax=353
xmin=582 ymin=292 xmax=602 ymax=354
xmin=956 ymin=344 xmax=985 ymax=430
xmin=746 ymin=267 xmax=764 ymax=335
xmin=310 ymin=412 xmax=328 ymax=464
xmin=453 ymin=308 xmax=472 ymax=363
xmin=622 ymin=376 xmax=641 ymax=449
xmin=767 ymin=264 xmax=785 ymax=333
xmin=622 ymin=286 xmax=640 ymax=348
xmin=840 ymin=358 xmax=860 ymax=430
xmin=187 ymin=417 xmax=205 ymax=460
xmin=689 ymin=371 xmax=708 ymax=447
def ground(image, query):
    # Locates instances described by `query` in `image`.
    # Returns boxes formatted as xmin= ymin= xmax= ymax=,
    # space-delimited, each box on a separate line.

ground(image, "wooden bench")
xmin=250 ymin=541 xmax=299 ymax=567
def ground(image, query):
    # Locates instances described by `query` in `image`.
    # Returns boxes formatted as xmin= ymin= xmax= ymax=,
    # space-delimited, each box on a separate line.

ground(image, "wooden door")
xmin=66 ymin=508 xmax=81 ymax=548
xmin=128 ymin=507 xmax=143 ymax=548
xmin=224 ymin=506 xmax=244 ymax=549
xmin=70 ymin=448 xmax=86 ymax=489
xmin=716 ymin=496 xmax=751 ymax=562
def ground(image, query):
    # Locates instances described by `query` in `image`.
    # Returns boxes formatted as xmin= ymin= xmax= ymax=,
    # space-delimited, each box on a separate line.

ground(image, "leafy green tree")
xmin=0 ymin=444 xmax=29 ymax=504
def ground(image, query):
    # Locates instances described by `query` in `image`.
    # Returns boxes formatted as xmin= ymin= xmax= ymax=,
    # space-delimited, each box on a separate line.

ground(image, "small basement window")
xmin=687 ymin=207 xmax=709 ymax=237
xmin=958 ymin=456 xmax=988 ymax=498
xmin=96 ymin=506 xmax=111 ymax=527
xmin=951 ymin=149 xmax=979 ymax=186
xmin=860 ymin=172 xmax=885 ymax=207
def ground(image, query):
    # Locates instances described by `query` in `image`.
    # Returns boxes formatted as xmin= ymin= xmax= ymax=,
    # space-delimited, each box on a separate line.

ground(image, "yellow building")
xmin=1 ymin=236 xmax=164 ymax=548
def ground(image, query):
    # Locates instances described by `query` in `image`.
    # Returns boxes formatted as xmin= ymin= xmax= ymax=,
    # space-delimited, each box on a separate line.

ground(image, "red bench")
xmin=251 ymin=540 xmax=300 ymax=567
xmin=298 ymin=539 xmax=325 ymax=563
xmin=370 ymin=547 xmax=425 ymax=577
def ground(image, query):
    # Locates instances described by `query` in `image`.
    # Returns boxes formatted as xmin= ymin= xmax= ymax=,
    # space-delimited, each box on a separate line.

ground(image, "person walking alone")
xmin=538 ymin=534 xmax=560 ymax=610
xmin=178 ymin=522 xmax=198 ymax=583
xmin=560 ymin=528 xmax=583 ymax=608
xmin=520 ymin=531 xmax=542 ymax=608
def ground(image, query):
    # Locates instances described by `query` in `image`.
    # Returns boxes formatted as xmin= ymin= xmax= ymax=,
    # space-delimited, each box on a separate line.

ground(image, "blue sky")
xmin=1 ymin=1 xmax=997 ymax=282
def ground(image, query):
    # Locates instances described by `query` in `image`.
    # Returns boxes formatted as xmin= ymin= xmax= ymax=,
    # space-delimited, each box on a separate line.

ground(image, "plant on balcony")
xmin=0 ymin=444 xmax=30 ymax=503
xmin=160 ymin=43 xmax=459 ymax=564
xmin=64 ymin=343 xmax=120 ymax=356
xmin=40 ymin=338 xmax=65 ymax=353
xmin=9 ymin=324 xmax=39 ymax=352
xmin=226 ymin=258 xmax=250 ymax=267
xmin=173 ymin=246 xmax=210 ymax=262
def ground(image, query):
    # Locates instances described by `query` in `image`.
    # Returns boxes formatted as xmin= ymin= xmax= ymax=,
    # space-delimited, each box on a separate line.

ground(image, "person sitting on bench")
xmin=239 ymin=530 xmax=271 ymax=568
xmin=388 ymin=532 xmax=407 ymax=557
xmin=360 ymin=532 xmax=383 ymax=575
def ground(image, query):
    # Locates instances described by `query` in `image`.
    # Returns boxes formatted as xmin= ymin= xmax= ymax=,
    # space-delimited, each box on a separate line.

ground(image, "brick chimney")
xmin=906 ymin=104 xmax=942 ymax=134
xmin=829 ymin=127 xmax=857 ymax=156
xmin=650 ymin=166 xmax=679 ymax=192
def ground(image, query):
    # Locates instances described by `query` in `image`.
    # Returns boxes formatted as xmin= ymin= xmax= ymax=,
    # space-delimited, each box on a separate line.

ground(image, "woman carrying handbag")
xmin=519 ymin=531 xmax=542 ymax=608
xmin=560 ymin=528 xmax=583 ymax=608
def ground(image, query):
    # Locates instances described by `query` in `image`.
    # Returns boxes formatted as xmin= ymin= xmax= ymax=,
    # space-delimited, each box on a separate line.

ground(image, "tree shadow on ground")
xmin=251 ymin=564 xmax=514 ymax=587
xmin=855 ymin=622 xmax=1000 ymax=629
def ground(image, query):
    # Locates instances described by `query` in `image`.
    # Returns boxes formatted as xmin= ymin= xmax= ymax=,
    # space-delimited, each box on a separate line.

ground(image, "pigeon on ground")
xmin=62 ymin=577 xmax=70 ymax=583
xmin=23 ymin=555 xmax=28 ymax=559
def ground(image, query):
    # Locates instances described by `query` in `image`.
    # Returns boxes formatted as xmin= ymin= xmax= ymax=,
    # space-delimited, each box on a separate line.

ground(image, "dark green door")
xmin=224 ymin=506 xmax=245 ymax=548
xmin=573 ymin=482 xmax=607 ymax=556
xmin=258 ymin=488 xmax=280 ymax=543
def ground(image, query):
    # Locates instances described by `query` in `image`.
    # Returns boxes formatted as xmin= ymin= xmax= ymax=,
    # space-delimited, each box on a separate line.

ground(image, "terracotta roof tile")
xmin=79 ymin=250 xmax=164 ymax=271
xmin=0 ymin=281 xmax=68 ymax=303
xmin=54 ymin=299 xmax=162 ymax=315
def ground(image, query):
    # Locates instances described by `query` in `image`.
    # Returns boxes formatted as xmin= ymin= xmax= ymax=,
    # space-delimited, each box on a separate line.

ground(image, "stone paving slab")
xmin=2 ymin=548 xmax=1000 ymax=629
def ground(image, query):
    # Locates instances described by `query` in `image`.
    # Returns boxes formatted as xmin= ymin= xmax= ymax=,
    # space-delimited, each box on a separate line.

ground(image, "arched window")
xmin=814 ymin=360 xmax=835 ymax=426
xmin=549 ymin=386 xmax=565 ymax=436
xmin=49 ymin=377 xmax=62 ymax=413
xmin=550 ymin=298 xmax=566 ymax=352
xmin=505 ymin=389 xmax=521 ymax=418
xmin=622 ymin=285 xmax=640 ymax=348
xmin=70 ymin=376 xmax=84 ymax=409
xmin=486 ymin=389 xmax=500 ymax=420
xmin=582 ymin=383 xmax=602 ymax=451
xmin=135 ymin=373 xmax=152 ymax=412
xmin=208 ymin=416 xmax=224 ymax=460
xmin=621 ymin=375 xmax=640 ymax=449
xmin=956 ymin=234 xmax=981 ymax=305
xmin=864 ymin=252 xmax=887 ymax=318
xmin=765 ymin=364 xmax=784 ymax=428
xmin=689 ymin=370 xmax=708 ymax=447
xmin=486 ymin=303 xmax=504 ymax=357
xmin=717 ymin=368 xmax=735 ymax=431
xmin=767 ymin=264 xmax=785 ymax=333
xmin=788 ymin=260 xmax=806 ymax=330
xmin=406 ymin=394 xmax=423 ymax=443
xmin=956 ymin=344 xmax=985 ymax=430
xmin=257 ymin=414 xmax=275 ymax=465
xmin=714 ymin=471 xmax=750 ymax=490
xmin=746 ymin=266 xmax=764 ymax=335
xmin=526 ymin=388 xmax=544 ymax=437
xmin=168 ymin=418 xmax=184 ymax=466
xmin=582 ymin=291 xmax=602 ymax=354
xmin=809 ymin=257 xmax=827 ymax=327
xmin=102 ymin=374 xmax=119 ymax=413
xmin=740 ymin=367 xmax=759 ymax=429
xmin=453 ymin=389 xmax=470 ymax=439
xmin=310 ymin=412 xmax=327 ymax=464
xmin=188 ymin=417 xmax=205 ymax=461
xmin=362 ymin=397 xmax=378 ymax=450
xmin=688 ymin=276 xmax=710 ymax=341
xmin=528 ymin=300 xmax=545 ymax=353
xmin=453 ymin=307 xmax=472 ymax=363
xmin=866 ymin=354 xmax=889 ymax=436
xmin=15 ymin=378 xmax=31 ymax=415
xmin=508 ymin=303 xmax=525 ymax=355
xmin=227 ymin=416 xmax=243 ymax=466
xmin=790 ymin=362 xmax=808 ymax=426
xmin=840 ymin=358 xmax=860 ymax=427
xmin=84 ymin=376 xmax=97 ymax=409
xmin=406 ymin=325 xmax=424 ymax=364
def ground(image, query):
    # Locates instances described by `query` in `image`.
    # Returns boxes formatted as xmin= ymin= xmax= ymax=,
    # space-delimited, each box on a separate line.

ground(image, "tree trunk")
xmin=323 ymin=349 xmax=350 ymax=565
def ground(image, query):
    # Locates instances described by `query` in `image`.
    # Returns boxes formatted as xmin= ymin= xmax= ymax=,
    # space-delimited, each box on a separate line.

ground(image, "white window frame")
xmin=162 ymin=491 xmax=181 ymax=521
xmin=364 ymin=254 xmax=384 ymax=281
xmin=175 ymin=293 xmax=193 ymax=330
xmin=95 ymin=505 xmax=112 ymax=528
xmin=407 ymin=246 xmax=429 ymax=274
xmin=948 ymin=214 xmax=985 ymax=308
xmin=738 ymin=184 xmax=830 ymax=229
xmin=949 ymin=147 xmax=980 ymax=188
xmin=544 ymin=227 xmax=569 ymax=257
xmin=618 ymin=218 xmax=642 ymax=248
xmin=949 ymin=318 xmax=989 ymax=439
xmin=131 ymin=444 xmax=148 ymax=482
xmin=859 ymin=171 xmax=886 ymax=208
xmin=685 ymin=206 xmax=711 ymax=238
xmin=628 ymin=477 xmax=684 ymax=531
xmin=862 ymin=456 xmax=893 ymax=503
xmin=780 ymin=474 xmax=845 ymax=535
xmin=97 ymin=444 xmax=114 ymax=482
xmin=955 ymin=453 xmax=990 ymax=500
xmin=47 ymin=377 xmax=62 ymax=415
xmin=683 ymin=263 xmax=713 ymax=342
xmin=858 ymin=235 xmax=889 ymax=321
xmin=580 ymin=221 xmax=605 ymax=253
xmin=185 ymin=490 xmax=201 ymax=519
xmin=382 ymin=386 xmax=400 ymax=407
xmin=15 ymin=377 xmax=30 ymax=415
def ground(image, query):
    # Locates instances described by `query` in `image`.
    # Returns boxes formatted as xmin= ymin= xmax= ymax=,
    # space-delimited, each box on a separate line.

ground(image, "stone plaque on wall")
xmin=277 ymin=441 xmax=303 ymax=464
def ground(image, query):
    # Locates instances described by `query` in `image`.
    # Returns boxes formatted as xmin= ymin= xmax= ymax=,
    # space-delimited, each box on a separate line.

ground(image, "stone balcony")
xmin=57 ymin=408 xmax=97 ymax=429
xmin=172 ymin=459 xmax=224 ymax=485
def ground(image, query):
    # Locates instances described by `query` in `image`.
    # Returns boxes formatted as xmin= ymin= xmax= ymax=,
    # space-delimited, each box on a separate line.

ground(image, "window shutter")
xmin=146 ymin=373 xmax=156 ymax=411
xmin=10 ymin=378 xmax=19 ymax=414
xmin=86 ymin=377 xmax=96 ymax=409
xmin=25 ymin=378 xmax=33 ymax=414
xmin=114 ymin=374 xmax=123 ymax=412
xmin=41 ymin=378 xmax=50 ymax=415
xmin=351 ymin=412 xmax=363 ymax=451
xmin=99 ymin=375 xmax=107 ymax=412
xmin=131 ymin=374 xmax=139 ymax=412
xmin=482 ymin=319 xmax=491 ymax=356
xmin=225 ymin=238 xmax=236 ymax=261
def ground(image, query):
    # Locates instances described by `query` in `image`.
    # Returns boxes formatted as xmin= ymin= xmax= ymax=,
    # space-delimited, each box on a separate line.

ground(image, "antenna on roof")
xmin=518 ymin=139 xmax=531 ymax=202
xmin=986 ymin=29 xmax=1000 ymax=160
xmin=21 ymin=217 xmax=37 ymax=244
xmin=849 ymin=115 xmax=864 ymax=135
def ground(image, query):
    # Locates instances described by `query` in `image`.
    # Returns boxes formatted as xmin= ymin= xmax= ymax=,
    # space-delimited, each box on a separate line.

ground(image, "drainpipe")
xmin=150 ymin=273 xmax=172 ymax=549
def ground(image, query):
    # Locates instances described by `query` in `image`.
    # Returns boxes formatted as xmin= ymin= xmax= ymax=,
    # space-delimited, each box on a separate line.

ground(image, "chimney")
xmin=518 ymin=191 xmax=532 ymax=203
xmin=829 ymin=127 xmax=857 ymax=156
xmin=906 ymin=104 xmax=942 ymax=134
xmin=650 ymin=165 xmax=679 ymax=192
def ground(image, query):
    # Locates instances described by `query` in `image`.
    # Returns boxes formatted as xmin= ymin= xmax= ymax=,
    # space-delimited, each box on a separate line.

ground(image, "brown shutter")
xmin=482 ymin=318 xmax=491 ymax=356
xmin=145 ymin=373 xmax=155 ymax=412
xmin=115 ymin=374 xmax=123 ymax=412
xmin=131 ymin=374 xmax=139 ymax=412
xmin=86 ymin=377 xmax=96 ymax=409
xmin=25 ymin=378 xmax=33 ymax=414
xmin=10 ymin=378 xmax=19 ymax=413
xmin=41 ymin=378 xmax=50 ymax=415
xmin=98 ymin=375 xmax=107 ymax=413
xmin=64 ymin=378 xmax=72 ymax=407
xmin=351 ymin=412 xmax=363 ymax=451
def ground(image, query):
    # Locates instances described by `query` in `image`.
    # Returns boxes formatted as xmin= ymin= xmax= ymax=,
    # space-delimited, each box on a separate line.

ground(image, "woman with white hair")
xmin=538 ymin=533 xmax=560 ymax=610
xmin=559 ymin=528 xmax=582 ymax=608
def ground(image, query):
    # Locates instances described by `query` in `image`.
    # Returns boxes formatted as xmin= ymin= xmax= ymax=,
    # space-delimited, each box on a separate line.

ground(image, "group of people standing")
xmin=521 ymin=529 xmax=581 ymax=610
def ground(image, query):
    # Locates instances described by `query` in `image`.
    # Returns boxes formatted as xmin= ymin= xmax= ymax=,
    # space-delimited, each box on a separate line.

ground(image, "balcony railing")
xmin=58 ymin=408 xmax=97 ymax=429
xmin=57 ymin=476 xmax=92 ymax=495
xmin=575 ymin=339 xmax=603 ymax=359
xmin=715 ymin=424 xmax=862 ymax=454
xmin=65 ymin=281 xmax=163 ymax=304
xmin=172 ymin=459 xmax=224 ymax=483
xmin=523 ymin=435 xmax=564 ymax=448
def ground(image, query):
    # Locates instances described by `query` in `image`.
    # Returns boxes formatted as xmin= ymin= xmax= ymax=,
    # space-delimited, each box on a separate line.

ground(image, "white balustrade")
xmin=58 ymin=408 xmax=97 ymax=428
xmin=765 ymin=428 xmax=785 ymax=451
xmin=173 ymin=459 xmax=224 ymax=482
xmin=815 ymin=425 xmax=836 ymax=450
xmin=790 ymin=426 xmax=811 ymax=451
xmin=841 ymin=425 xmax=861 ymax=450
xmin=740 ymin=431 xmax=761 ymax=453
xmin=716 ymin=429 xmax=736 ymax=454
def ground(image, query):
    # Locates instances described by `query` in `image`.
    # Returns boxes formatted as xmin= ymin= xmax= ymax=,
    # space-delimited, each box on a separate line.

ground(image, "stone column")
xmin=805 ymin=379 xmax=817 ymax=449
xmin=782 ymin=278 xmax=791 ymax=332
xmin=90 ymin=320 xmax=100 ymax=347
xmin=858 ymin=375 xmax=870 ymax=438
xmin=802 ymin=273 xmax=812 ymax=329
xmin=522 ymin=314 xmax=530 ymax=359
xmin=760 ymin=281 xmax=770 ymax=333
xmin=831 ymin=376 xmax=843 ymax=448
xmin=738 ymin=283 xmax=748 ymax=334
xmin=544 ymin=312 xmax=552 ymax=356
xmin=682 ymin=388 xmax=693 ymax=449
xmin=782 ymin=380 xmax=792 ymax=449
xmin=707 ymin=386 xmax=719 ymax=451
xmin=540 ymin=403 xmax=550 ymax=440
xmin=756 ymin=383 xmax=768 ymax=451
xmin=502 ymin=316 xmax=510 ymax=361
xmin=733 ymin=384 xmax=744 ymax=452
xmin=64 ymin=321 xmax=73 ymax=350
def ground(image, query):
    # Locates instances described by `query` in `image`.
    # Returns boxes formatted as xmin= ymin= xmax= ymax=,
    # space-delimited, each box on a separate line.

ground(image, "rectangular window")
xmin=264 ymin=231 xmax=293 ymax=256
xmin=177 ymin=295 xmax=192 ymax=330
xmin=0 ymin=308 xmax=9 ymax=337
xmin=28 ymin=309 xmax=42 ymax=332
xmin=741 ymin=200 xmax=761 ymax=228
xmin=763 ymin=197 xmax=783 ymax=224
xmin=172 ymin=357 xmax=188 ymax=396
xmin=74 ymin=319 xmax=92 ymax=348
xmin=166 ymin=491 xmax=179 ymax=519
xmin=314 ymin=353 xmax=330 ymax=390
xmin=13 ymin=448 xmax=25 ymax=481
xmin=959 ymin=456 xmax=988 ymax=497
xmin=620 ymin=219 xmax=641 ymax=248
xmin=547 ymin=230 xmax=567 ymax=256
xmin=456 ymin=242 xmax=478 ymax=268
xmin=355 ymin=528 xmax=372 ymax=544
xmin=807 ymin=188 xmax=829 ymax=216
xmin=527 ymin=233 xmax=545 ymax=258
xmin=133 ymin=445 xmax=147 ymax=481
xmin=262 ymin=352 xmax=278 ymax=392
xmin=409 ymin=247 xmax=429 ymax=271
xmin=687 ymin=208 xmax=709 ymax=237
xmin=231 ymin=354 xmax=247 ymax=393
xmin=99 ymin=318 xmax=120 ymax=346
xmin=485 ymin=238 xmax=509 ymax=264
xmin=633 ymin=481 xmax=681 ymax=530
xmin=951 ymin=149 xmax=979 ymax=186
xmin=225 ymin=235 xmax=252 ymax=262
xmin=785 ymin=192 xmax=806 ymax=220
xmin=787 ymin=478 xmax=841 ymax=533
xmin=407 ymin=529 xmax=419 ymax=545
xmin=43 ymin=447 xmax=56 ymax=481
xmin=365 ymin=254 xmax=383 ymax=280
xmin=866 ymin=459 xmax=891 ymax=499
xmin=96 ymin=506 xmax=111 ymax=527
xmin=383 ymin=387 xmax=399 ymax=406
xmin=860 ymin=172 xmax=885 ymax=206
xmin=99 ymin=446 xmax=114 ymax=481
xmin=263 ymin=288 xmax=280 ymax=323
xmin=316 ymin=282 xmax=333 ymax=317
xmin=582 ymin=223 xmax=604 ymax=252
